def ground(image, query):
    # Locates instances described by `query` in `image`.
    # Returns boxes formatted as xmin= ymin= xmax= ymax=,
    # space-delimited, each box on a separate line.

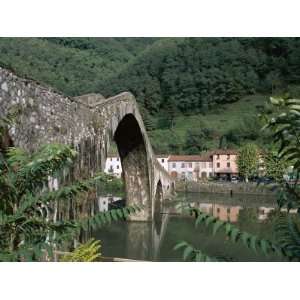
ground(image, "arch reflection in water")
xmin=92 ymin=192 xmax=295 ymax=261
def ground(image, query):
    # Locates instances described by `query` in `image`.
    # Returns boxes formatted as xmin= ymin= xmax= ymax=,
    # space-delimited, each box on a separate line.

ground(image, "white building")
xmin=104 ymin=155 xmax=169 ymax=178
xmin=156 ymin=155 xmax=169 ymax=171
xmin=98 ymin=196 xmax=123 ymax=212
xmin=104 ymin=155 xmax=122 ymax=178
xmin=168 ymin=155 xmax=213 ymax=181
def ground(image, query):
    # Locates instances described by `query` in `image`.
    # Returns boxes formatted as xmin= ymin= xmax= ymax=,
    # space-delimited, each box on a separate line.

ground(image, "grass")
xmin=149 ymin=94 xmax=270 ymax=153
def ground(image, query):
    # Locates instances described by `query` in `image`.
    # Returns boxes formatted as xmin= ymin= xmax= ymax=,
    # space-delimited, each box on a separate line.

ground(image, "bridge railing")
xmin=154 ymin=159 xmax=173 ymax=181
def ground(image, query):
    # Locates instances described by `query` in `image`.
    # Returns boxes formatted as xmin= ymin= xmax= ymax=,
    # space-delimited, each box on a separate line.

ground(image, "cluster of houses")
xmin=105 ymin=149 xmax=239 ymax=181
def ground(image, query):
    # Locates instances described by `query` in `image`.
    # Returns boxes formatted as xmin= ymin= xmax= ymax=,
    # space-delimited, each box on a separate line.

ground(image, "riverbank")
xmin=175 ymin=181 xmax=275 ymax=195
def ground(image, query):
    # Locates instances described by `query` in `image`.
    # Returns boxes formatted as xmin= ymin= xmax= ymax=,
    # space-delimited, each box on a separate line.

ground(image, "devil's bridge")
xmin=0 ymin=67 xmax=175 ymax=221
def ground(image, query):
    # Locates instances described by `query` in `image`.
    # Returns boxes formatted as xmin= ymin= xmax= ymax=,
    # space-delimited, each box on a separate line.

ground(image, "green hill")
xmin=1 ymin=37 xmax=300 ymax=154
xmin=0 ymin=37 xmax=158 ymax=96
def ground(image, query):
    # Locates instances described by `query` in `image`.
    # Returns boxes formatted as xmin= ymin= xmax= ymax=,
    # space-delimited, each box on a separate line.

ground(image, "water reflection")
xmin=92 ymin=193 xmax=289 ymax=261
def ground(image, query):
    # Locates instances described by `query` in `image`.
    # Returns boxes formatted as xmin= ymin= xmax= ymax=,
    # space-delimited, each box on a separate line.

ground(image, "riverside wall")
xmin=176 ymin=181 xmax=275 ymax=196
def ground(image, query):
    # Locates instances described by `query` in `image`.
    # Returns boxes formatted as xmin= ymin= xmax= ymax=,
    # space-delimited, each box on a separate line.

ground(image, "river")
xmin=92 ymin=192 xmax=285 ymax=261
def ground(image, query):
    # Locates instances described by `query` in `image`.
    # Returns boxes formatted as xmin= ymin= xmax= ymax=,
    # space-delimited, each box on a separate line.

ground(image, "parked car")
xmin=256 ymin=177 xmax=274 ymax=184
xmin=231 ymin=176 xmax=239 ymax=183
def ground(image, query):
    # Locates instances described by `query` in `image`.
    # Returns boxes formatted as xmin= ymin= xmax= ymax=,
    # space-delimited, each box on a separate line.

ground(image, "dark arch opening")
xmin=114 ymin=113 xmax=151 ymax=220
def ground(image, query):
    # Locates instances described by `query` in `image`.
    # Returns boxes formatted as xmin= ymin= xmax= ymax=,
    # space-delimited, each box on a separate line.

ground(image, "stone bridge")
xmin=0 ymin=67 xmax=175 ymax=221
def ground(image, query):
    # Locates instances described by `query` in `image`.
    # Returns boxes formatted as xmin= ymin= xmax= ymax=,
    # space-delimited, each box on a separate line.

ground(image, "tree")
xmin=184 ymin=128 xmax=213 ymax=154
xmin=237 ymin=143 xmax=260 ymax=182
xmin=263 ymin=150 xmax=288 ymax=181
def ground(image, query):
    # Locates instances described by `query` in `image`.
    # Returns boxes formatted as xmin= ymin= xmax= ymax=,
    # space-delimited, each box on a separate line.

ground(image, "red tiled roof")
xmin=168 ymin=155 xmax=212 ymax=162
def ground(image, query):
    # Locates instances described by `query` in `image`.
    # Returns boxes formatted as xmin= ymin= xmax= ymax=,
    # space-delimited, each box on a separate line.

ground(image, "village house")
xmin=104 ymin=154 xmax=170 ymax=178
xmin=104 ymin=149 xmax=240 ymax=181
xmin=104 ymin=155 xmax=122 ymax=178
xmin=156 ymin=155 xmax=170 ymax=171
xmin=168 ymin=155 xmax=213 ymax=181
xmin=211 ymin=149 xmax=238 ymax=180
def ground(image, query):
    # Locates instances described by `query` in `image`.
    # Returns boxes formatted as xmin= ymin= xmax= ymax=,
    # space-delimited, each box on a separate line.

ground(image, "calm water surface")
xmin=92 ymin=192 xmax=284 ymax=261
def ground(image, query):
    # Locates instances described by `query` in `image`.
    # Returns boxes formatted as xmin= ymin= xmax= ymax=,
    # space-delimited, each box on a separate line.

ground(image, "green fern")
xmin=60 ymin=239 xmax=101 ymax=262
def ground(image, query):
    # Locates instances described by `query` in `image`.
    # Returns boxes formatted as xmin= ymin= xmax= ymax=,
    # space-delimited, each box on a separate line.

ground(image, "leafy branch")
xmin=175 ymin=207 xmax=298 ymax=261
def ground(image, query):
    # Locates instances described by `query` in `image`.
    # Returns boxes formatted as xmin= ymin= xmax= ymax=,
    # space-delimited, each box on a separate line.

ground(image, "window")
xmin=181 ymin=163 xmax=185 ymax=168
xmin=116 ymin=165 xmax=119 ymax=169
xmin=110 ymin=158 xmax=112 ymax=161
xmin=162 ymin=159 xmax=165 ymax=163
xmin=217 ymin=154 xmax=220 ymax=159
xmin=209 ymin=172 xmax=212 ymax=177
xmin=227 ymin=162 xmax=230 ymax=168
xmin=227 ymin=208 xmax=231 ymax=214
xmin=217 ymin=208 xmax=220 ymax=214
xmin=189 ymin=163 xmax=192 ymax=168
xmin=172 ymin=163 xmax=176 ymax=168
xmin=209 ymin=162 xmax=213 ymax=168
xmin=117 ymin=158 xmax=119 ymax=161
xmin=181 ymin=172 xmax=185 ymax=178
xmin=217 ymin=162 xmax=220 ymax=168
xmin=227 ymin=154 xmax=230 ymax=160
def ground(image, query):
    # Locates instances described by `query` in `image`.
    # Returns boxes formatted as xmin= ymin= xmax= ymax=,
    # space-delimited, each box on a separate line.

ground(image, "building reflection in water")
xmin=93 ymin=195 xmax=298 ymax=261
xmin=190 ymin=202 xmax=297 ymax=223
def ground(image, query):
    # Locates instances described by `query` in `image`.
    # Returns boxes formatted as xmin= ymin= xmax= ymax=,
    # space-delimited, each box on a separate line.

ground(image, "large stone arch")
xmin=0 ymin=67 xmax=175 ymax=222
xmin=113 ymin=113 xmax=152 ymax=221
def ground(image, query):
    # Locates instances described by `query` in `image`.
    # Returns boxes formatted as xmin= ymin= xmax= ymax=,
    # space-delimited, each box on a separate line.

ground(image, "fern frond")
xmin=275 ymin=214 xmax=300 ymax=259
xmin=78 ymin=205 xmax=143 ymax=231
xmin=60 ymin=239 xmax=101 ymax=262
xmin=174 ymin=241 xmax=226 ymax=262
xmin=188 ymin=208 xmax=295 ymax=260
xmin=16 ymin=144 xmax=77 ymax=193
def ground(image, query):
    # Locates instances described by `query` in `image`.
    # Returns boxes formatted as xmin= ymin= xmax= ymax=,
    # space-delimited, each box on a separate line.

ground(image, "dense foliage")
xmin=263 ymin=150 xmax=288 ymax=181
xmin=237 ymin=143 xmax=260 ymax=181
xmin=0 ymin=37 xmax=157 ymax=96
xmin=1 ymin=37 xmax=300 ymax=153
xmin=99 ymin=38 xmax=300 ymax=116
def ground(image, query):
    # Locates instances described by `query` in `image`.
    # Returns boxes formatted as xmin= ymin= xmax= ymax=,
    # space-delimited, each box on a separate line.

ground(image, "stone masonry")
xmin=0 ymin=67 xmax=174 ymax=221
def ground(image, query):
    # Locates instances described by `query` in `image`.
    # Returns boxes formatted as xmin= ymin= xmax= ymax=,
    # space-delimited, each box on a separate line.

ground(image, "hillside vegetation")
xmin=1 ymin=37 xmax=300 ymax=154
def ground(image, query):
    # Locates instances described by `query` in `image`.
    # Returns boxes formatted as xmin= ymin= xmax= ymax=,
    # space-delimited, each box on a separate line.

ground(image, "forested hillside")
xmin=1 ymin=37 xmax=300 ymax=154
xmin=0 ymin=37 xmax=157 ymax=95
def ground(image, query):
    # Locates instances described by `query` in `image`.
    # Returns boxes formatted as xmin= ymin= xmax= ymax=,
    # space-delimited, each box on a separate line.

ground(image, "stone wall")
xmin=176 ymin=181 xmax=275 ymax=196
